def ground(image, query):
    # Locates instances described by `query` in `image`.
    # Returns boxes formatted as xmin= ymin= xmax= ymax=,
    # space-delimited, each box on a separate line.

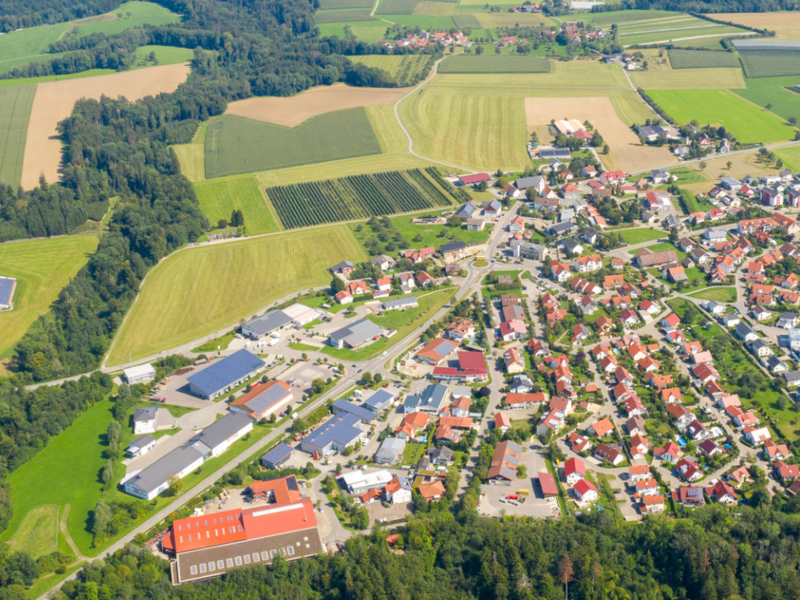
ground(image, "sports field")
xmin=524 ymin=97 xmax=676 ymax=172
xmin=195 ymin=175 xmax=282 ymax=234
xmin=437 ymin=55 xmax=551 ymax=74
xmin=646 ymin=88 xmax=793 ymax=143
xmin=108 ymin=226 xmax=367 ymax=363
xmin=715 ymin=12 xmax=800 ymax=41
xmin=224 ymin=84 xmax=409 ymax=127
xmin=349 ymin=55 xmax=429 ymax=85
xmin=204 ymin=109 xmax=382 ymax=178
xmin=21 ymin=63 xmax=190 ymax=189
xmin=733 ymin=75 xmax=800 ymax=122
xmin=0 ymin=234 xmax=98 ymax=362
xmin=0 ymin=84 xmax=36 ymax=188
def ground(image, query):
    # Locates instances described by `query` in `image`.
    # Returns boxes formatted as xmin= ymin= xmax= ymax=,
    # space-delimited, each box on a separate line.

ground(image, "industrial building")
xmin=189 ymin=413 xmax=254 ymax=458
xmin=187 ymin=349 xmax=265 ymax=400
xmin=0 ymin=276 xmax=17 ymax=310
xmin=338 ymin=469 xmax=393 ymax=495
xmin=374 ymin=438 xmax=406 ymax=465
xmin=330 ymin=399 xmax=377 ymax=424
xmin=260 ymin=444 xmax=294 ymax=470
xmin=383 ymin=296 xmax=418 ymax=311
xmin=122 ymin=363 xmax=156 ymax=385
xmin=229 ymin=380 xmax=293 ymax=420
xmin=328 ymin=319 xmax=385 ymax=350
xmin=241 ymin=310 xmax=294 ymax=340
xmin=363 ymin=388 xmax=396 ymax=413
xmin=401 ymin=383 xmax=450 ymax=414
xmin=298 ymin=412 xmax=366 ymax=456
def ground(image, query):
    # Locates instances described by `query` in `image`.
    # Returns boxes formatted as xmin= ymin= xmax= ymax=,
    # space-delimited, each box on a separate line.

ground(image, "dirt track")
xmin=20 ymin=63 xmax=190 ymax=189
xmin=524 ymin=96 xmax=677 ymax=172
xmin=225 ymin=84 xmax=410 ymax=127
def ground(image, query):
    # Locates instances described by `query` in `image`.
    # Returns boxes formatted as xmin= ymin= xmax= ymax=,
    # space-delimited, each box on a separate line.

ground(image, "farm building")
xmin=229 ymin=380 xmax=293 ymax=420
xmin=328 ymin=319 xmax=385 ymax=350
xmin=123 ymin=363 xmax=156 ymax=385
xmin=0 ymin=276 xmax=17 ymax=310
xmin=242 ymin=310 xmax=293 ymax=340
xmin=260 ymin=443 xmax=294 ymax=470
xmin=187 ymin=349 xmax=266 ymax=400
xmin=299 ymin=413 xmax=366 ymax=456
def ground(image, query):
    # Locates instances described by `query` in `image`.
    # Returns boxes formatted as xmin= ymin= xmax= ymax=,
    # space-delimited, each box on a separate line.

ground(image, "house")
xmin=133 ymin=406 xmax=161 ymax=435
xmin=629 ymin=434 xmax=650 ymax=458
xmin=416 ymin=271 xmax=437 ymax=287
xmin=588 ymin=417 xmax=614 ymax=438
xmin=487 ymin=440 xmax=524 ymax=482
xmin=704 ymin=228 xmax=727 ymax=242
xmin=735 ymin=323 xmax=757 ymax=342
xmin=504 ymin=348 xmax=526 ymax=374
xmin=699 ymin=439 xmax=722 ymax=456
xmin=494 ymin=412 xmax=512 ymax=434
xmin=127 ymin=435 xmax=156 ymax=459
xmin=564 ymin=457 xmax=586 ymax=485
xmin=504 ymin=392 xmax=548 ymax=409
xmin=776 ymin=460 xmax=800 ymax=481
xmin=676 ymin=458 xmax=703 ymax=482
xmin=763 ymin=440 xmax=791 ymax=461
xmin=594 ymin=443 xmax=624 ymax=466
xmin=744 ymin=425 xmax=771 ymax=445
xmin=573 ymin=478 xmax=599 ymax=503
xmin=416 ymin=338 xmax=459 ymax=365
xmin=331 ymin=260 xmax=355 ymax=275
xmin=651 ymin=168 xmax=671 ymax=184
xmin=432 ymin=350 xmax=489 ymax=383
xmin=435 ymin=416 xmax=473 ymax=443
xmin=728 ymin=466 xmax=751 ymax=487
xmin=636 ymin=249 xmax=678 ymax=268
xmin=574 ymin=253 xmax=602 ymax=273
xmin=418 ymin=480 xmax=446 ymax=502
xmin=300 ymin=413 xmax=366 ymax=456
xmin=745 ymin=338 xmax=772 ymax=358
xmin=499 ymin=319 xmax=527 ymax=342
xmin=347 ymin=280 xmax=370 ymax=296
xmin=778 ymin=312 xmax=800 ymax=329
xmin=654 ymin=441 xmax=680 ymax=462
xmin=706 ymin=481 xmax=738 ymax=504
xmin=686 ymin=420 xmax=709 ymax=441
xmin=374 ymin=438 xmax=406 ymax=466
xmin=384 ymin=476 xmax=413 ymax=504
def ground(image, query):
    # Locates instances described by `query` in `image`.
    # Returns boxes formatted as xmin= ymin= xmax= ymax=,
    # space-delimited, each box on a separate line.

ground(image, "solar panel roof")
xmin=262 ymin=443 xmax=293 ymax=465
xmin=0 ymin=277 xmax=16 ymax=306
xmin=187 ymin=349 xmax=265 ymax=396
xmin=500 ymin=467 xmax=516 ymax=479
xmin=302 ymin=413 xmax=363 ymax=448
xmin=364 ymin=389 xmax=394 ymax=410
xmin=246 ymin=383 xmax=292 ymax=415
xmin=332 ymin=399 xmax=376 ymax=423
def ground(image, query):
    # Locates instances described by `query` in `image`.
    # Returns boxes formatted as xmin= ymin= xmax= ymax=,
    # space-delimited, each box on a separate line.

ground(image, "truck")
xmin=267 ymin=337 xmax=280 ymax=347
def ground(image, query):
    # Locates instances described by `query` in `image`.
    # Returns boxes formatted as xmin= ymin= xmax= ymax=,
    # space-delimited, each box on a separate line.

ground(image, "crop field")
xmin=318 ymin=0 xmax=373 ymax=7
xmin=616 ymin=15 xmax=749 ymax=46
xmin=438 ymin=55 xmax=551 ymax=74
xmin=314 ymin=9 xmax=377 ymax=23
xmin=733 ymin=75 xmax=800 ymax=121
xmin=452 ymin=14 xmax=482 ymax=28
xmin=196 ymin=175 xmax=281 ymax=234
xmin=477 ymin=13 xmax=553 ymax=28
xmin=525 ymin=96 xmax=676 ymax=172
xmin=317 ymin=23 xmax=387 ymax=43
xmin=580 ymin=10 xmax=680 ymax=26
xmin=367 ymin=105 xmax=409 ymax=153
xmin=413 ymin=1 xmax=456 ymax=15
xmin=350 ymin=55 xmax=429 ymax=85
xmin=0 ymin=234 xmax=98 ymax=362
xmin=225 ymin=84 xmax=408 ymax=127
xmin=376 ymin=0 xmax=419 ymax=15
xmin=629 ymin=66 xmax=744 ymax=89
xmin=667 ymin=49 xmax=741 ymax=68
xmin=646 ymin=89 xmax=793 ymax=143
xmin=21 ymin=63 xmax=189 ymax=189
xmin=108 ymin=226 xmax=367 ymax=363
xmin=0 ymin=84 xmax=36 ymax=188
xmin=205 ymin=109 xmax=382 ymax=178
xmin=715 ymin=12 xmax=800 ymax=41
xmin=739 ymin=53 xmax=800 ymax=78
xmin=172 ymin=143 xmax=205 ymax=181
xmin=265 ymin=168 xmax=457 ymax=229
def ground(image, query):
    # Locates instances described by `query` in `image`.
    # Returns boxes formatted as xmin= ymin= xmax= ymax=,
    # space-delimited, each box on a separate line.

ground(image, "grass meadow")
xmin=367 ymin=105 xmax=411 ymax=154
xmin=667 ymin=49 xmax=741 ymax=69
xmin=131 ymin=45 xmax=194 ymax=67
xmin=646 ymin=88 xmax=793 ymax=143
xmin=0 ymin=84 xmax=36 ymax=187
xmin=350 ymin=208 xmax=492 ymax=249
xmin=437 ymin=55 xmax=551 ymax=74
xmin=314 ymin=9 xmax=377 ymax=23
xmin=318 ymin=0 xmax=373 ymax=7
xmin=11 ymin=504 xmax=59 ymax=558
xmin=689 ymin=287 xmax=737 ymax=302
xmin=195 ymin=175 xmax=282 ymax=234
xmin=317 ymin=23 xmax=387 ymax=43
xmin=733 ymin=75 xmax=800 ymax=122
xmin=171 ymin=143 xmax=205 ymax=181
xmin=108 ymin=226 xmax=367 ymax=363
xmin=0 ymin=234 xmax=98 ymax=362
xmin=617 ymin=228 xmax=664 ymax=244
xmin=204 ymin=109 xmax=382 ymax=178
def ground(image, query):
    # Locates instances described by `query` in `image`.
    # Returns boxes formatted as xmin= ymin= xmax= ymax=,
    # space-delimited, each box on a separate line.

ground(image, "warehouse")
xmin=187 ymin=349 xmax=265 ymax=400
xmin=122 ymin=445 xmax=205 ymax=500
xmin=331 ymin=399 xmax=377 ymax=424
xmin=189 ymin=412 xmax=254 ymax=458
xmin=123 ymin=363 xmax=156 ymax=385
xmin=242 ymin=310 xmax=293 ymax=340
xmin=338 ymin=469 xmax=393 ymax=495
xmin=328 ymin=319 xmax=384 ymax=350
xmin=364 ymin=388 xmax=396 ymax=413
xmin=374 ymin=438 xmax=406 ymax=465
xmin=281 ymin=303 xmax=322 ymax=326
xmin=260 ymin=444 xmax=294 ymax=470
xmin=298 ymin=413 xmax=366 ymax=456
xmin=0 ymin=276 xmax=17 ymax=310
xmin=229 ymin=380 xmax=293 ymax=420
xmin=383 ymin=296 xmax=418 ymax=311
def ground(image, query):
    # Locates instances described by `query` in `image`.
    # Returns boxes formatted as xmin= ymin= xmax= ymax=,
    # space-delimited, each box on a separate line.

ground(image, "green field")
xmin=350 ymin=54 xmax=429 ymax=85
xmin=131 ymin=45 xmax=194 ymax=68
xmin=437 ymin=55 xmax=551 ymax=74
xmin=740 ymin=53 xmax=800 ymax=79
xmin=108 ymin=226 xmax=367 ymax=364
xmin=733 ymin=75 xmax=800 ymax=122
xmin=0 ymin=68 xmax=116 ymax=88
xmin=376 ymin=0 xmax=420 ymax=15
xmin=776 ymin=145 xmax=800 ymax=171
xmin=264 ymin=168 xmax=457 ymax=229
xmin=11 ymin=505 xmax=59 ymax=558
xmin=172 ymin=142 xmax=205 ymax=181
xmin=379 ymin=14 xmax=456 ymax=28
xmin=0 ymin=84 xmax=35 ymax=187
xmin=0 ymin=52 xmax=69 ymax=75
xmin=689 ymin=287 xmax=737 ymax=302
xmin=204 ymin=109 xmax=382 ymax=178
xmin=195 ymin=175 xmax=282 ymax=234
xmin=314 ymin=9 xmax=377 ymax=23
xmin=452 ymin=14 xmax=482 ymax=29
xmin=617 ymin=228 xmax=664 ymax=244
xmin=318 ymin=0 xmax=374 ymax=7
xmin=646 ymin=88 xmax=793 ymax=143
xmin=580 ymin=9 xmax=680 ymax=26
xmin=668 ymin=49 xmax=741 ymax=69
xmin=621 ymin=25 xmax=747 ymax=46
xmin=350 ymin=208 xmax=491 ymax=248
xmin=317 ymin=22 xmax=387 ymax=43
xmin=0 ymin=235 xmax=99 ymax=362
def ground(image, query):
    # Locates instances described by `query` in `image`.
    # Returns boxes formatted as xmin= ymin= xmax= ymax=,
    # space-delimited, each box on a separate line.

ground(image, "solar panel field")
xmin=107 ymin=226 xmax=367 ymax=364
xmin=264 ymin=168 xmax=458 ymax=229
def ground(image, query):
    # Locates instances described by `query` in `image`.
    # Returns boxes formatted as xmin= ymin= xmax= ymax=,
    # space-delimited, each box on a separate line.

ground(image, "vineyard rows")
xmin=266 ymin=169 xmax=457 ymax=229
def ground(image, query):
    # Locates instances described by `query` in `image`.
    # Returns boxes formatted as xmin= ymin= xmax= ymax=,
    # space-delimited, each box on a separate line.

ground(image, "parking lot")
xmin=480 ymin=446 xmax=560 ymax=519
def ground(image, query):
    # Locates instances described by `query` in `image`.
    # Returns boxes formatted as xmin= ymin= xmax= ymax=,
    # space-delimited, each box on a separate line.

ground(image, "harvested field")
xmin=20 ymin=63 xmax=190 ymax=190
xmin=367 ymin=105 xmax=409 ymax=153
xmin=0 ymin=84 xmax=36 ymax=188
xmin=224 ymin=83 xmax=409 ymax=126
xmin=714 ymin=12 xmax=800 ymax=41
xmin=524 ymin=97 xmax=676 ymax=172
xmin=108 ymin=226 xmax=367 ymax=363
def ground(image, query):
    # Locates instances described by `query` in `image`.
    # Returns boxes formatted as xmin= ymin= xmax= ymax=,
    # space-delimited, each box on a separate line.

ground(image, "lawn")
xmin=627 ymin=241 xmax=684 ymax=259
xmin=402 ymin=443 xmax=427 ymax=466
xmin=0 ymin=235 xmax=99 ymax=362
xmin=437 ymin=55 xmax=551 ymax=74
xmin=321 ymin=288 xmax=456 ymax=360
xmin=646 ymin=89 xmax=793 ymax=144
xmin=689 ymin=287 xmax=737 ymax=302
xmin=108 ymin=225 xmax=367 ymax=364
xmin=0 ymin=84 xmax=36 ymax=188
xmin=195 ymin=175 xmax=282 ymax=234
xmin=617 ymin=228 xmax=664 ymax=244
xmin=733 ymin=75 xmax=800 ymax=122
xmin=289 ymin=342 xmax=321 ymax=352
xmin=204 ymin=109 xmax=382 ymax=178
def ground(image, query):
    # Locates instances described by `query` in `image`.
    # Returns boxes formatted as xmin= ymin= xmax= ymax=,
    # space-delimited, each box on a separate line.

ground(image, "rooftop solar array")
xmin=187 ymin=349 xmax=265 ymax=397
xmin=302 ymin=413 xmax=363 ymax=448
xmin=332 ymin=399 xmax=376 ymax=423
xmin=246 ymin=383 xmax=292 ymax=415
xmin=262 ymin=443 xmax=293 ymax=465
xmin=364 ymin=389 xmax=394 ymax=411
xmin=0 ymin=277 xmax=16 ymax=306
xmin=244 ymin=310 xmax=293 ymax=336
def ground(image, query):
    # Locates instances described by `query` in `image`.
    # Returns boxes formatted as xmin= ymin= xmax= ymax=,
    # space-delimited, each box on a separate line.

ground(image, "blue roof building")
xmin=0 ymin=276 xmax=16 ymax=309
xmin=331 ymin=399 xmax=377 ymax=424
xmin=364 ymin=389 xmax=396 ymax=413
xmin=260 ymin=443 xmax=294 ymax=469
xmin=298 ymin=413 xmax=366 ymax=456
xmin=187 ymin=349 xmax=265 ymax=400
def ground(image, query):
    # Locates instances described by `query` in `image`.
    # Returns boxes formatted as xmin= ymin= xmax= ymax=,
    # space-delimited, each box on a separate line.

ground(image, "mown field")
xmin=317 ymin=22 xmax=387 ymax=43
xmin=646 ymin=88 xmax=793 ymax=143
xmin=108 ymin=226 xmax=367 ymax=363
xmin=580 ymin=9 xmax=679 ymax=26
xmin=195 ymin=175 xmax=282 ymax=234
xmin=367 ymin=105 xmax=409 ymax=153
xmin=437 ymin=55 xmax=551 ymax=74
xmin=667 ymin=49 xmax=741 ymax=68
xmin=733 ymin=75 xmax=800 ymax=122
xmin=0 ymin=234 xmax=98 ymax=362
xmin=452 ymin=14 xmax=482 ymax=28
xmin=0 ymin=84 xmax=36 ymax=188
xmin=714 ymin=12 xmax=800 ymax=42
xmin=318 ymin=0 xmax=373 ymax=7
xmin=413 ymin=1 xmax=456 ymax=15
xmin=349 ymin=54 xmax=429 ymax=85
xmin=265 ymin=168 xmax=457 ymax=229
xmin=204 ymin=109 xmax=382 ymax=178
xmin=776 ymin=145 xmax=800 ymax=172
xmin=629 ymin=66 xmax=744 ymax=89
xmin=172 ymin=142 xmax=205 ymax=181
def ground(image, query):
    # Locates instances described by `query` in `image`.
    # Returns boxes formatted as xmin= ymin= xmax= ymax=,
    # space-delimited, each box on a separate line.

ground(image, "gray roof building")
xmin=546 ymin=222 xmax=576 ymax=236
xmin=374 ymin=438 xmax=406 ymax=465
xmin=122 ymin=445 xmax=205 ymax=500
xmin=299 ymin=413 xmax=365 ymax=456
xmin=189 ymin=412 xmax=254 ymax=456
xmin=383 ymin=296 xmax=418 ymax=311
xmin=134 ymin=406 xmax=159 ymax=424
xmin=260 ymin=443 xmax=294 ymax=469
xmin=242 ymin=310 xmax=293 ymax=339
xmin=401 ymin=383 xmax=449 ymax=414
xmin=187 ymin=349 xmax=266 ymax=399
xmin=331 ymin=399 xmax=377 ymax=423
xmin=513 ymin=175 xmax=544 ymax=191
xmin=364 ymin=389 xmax=395 ymax=413
xmin=441 ymin=241 xmax=466 ymax=254
xmin=329 ymin=319 xmax=384 ymax=349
